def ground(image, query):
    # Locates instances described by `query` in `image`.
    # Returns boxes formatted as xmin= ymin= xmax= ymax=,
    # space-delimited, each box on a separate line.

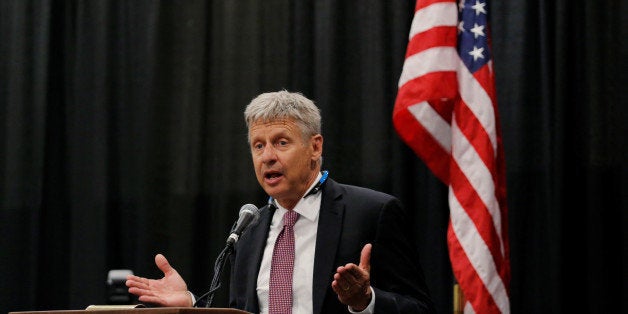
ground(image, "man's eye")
xmin=278 ymin=140 xmax=288 ymax=146
xmin=254 ymin=143 xmax=263 ymax=150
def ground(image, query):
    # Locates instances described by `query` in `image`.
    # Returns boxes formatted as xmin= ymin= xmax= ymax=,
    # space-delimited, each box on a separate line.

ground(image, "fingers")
xmin=334 ymin=243 xmax=372 ymax=286
xmin=331 ymin=279 xmax=348 ymax=294
xmin=359 ymin=243 xmax=372 ymax=273
xmin=126 ymin=280 xmax=160 ymax=303
xmin=332 ymin=263 xmax=368 ymax=294
xmin=125 ymin=253 xmax=173 ymax=287
xmin=137 ymin=295 xmax=162 ymax=305
xmin=331 ymin=272 xmax=354 ymax=296
xmin=334 ymin=265 xmax=364 ymax=289
xmin=155 ymin=254 xmax=175 ymax=275
xmin=126 ymin=274 xmax=149 ymax=289
xmin=330 ymin=243 xmax=373 ymax=310
xmin=125 ymin=275 xmax=170 ymax=306
xmin=127 ymin=286 xmax=154 ymax=297
xmin=332 ymin=263 xmax=372 ymax=311
xmin=334 ymin=265 xmax=359 ymax=285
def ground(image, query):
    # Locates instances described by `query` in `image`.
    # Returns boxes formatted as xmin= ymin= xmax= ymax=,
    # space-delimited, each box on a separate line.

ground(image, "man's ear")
xmin=311 ymin=134 xmax=323 ymax=160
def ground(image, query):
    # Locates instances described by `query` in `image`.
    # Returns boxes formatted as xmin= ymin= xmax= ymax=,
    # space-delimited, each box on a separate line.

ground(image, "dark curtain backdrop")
xmin=1 ymin=1 xmax=626 ymax=313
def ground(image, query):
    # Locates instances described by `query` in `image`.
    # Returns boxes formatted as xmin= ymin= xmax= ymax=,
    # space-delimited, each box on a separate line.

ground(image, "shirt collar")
xmin=272 ymin=172 xmax=322 ymax=222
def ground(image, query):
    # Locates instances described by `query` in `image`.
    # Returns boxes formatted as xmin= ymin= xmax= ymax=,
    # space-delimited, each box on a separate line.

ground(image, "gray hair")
xmin=244 ymin=90 xmax=321 ymax=142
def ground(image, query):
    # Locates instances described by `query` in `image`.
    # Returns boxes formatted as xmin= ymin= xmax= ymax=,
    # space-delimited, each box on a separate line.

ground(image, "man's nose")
xmin=261 ymin=145 xmax=277 ymax=162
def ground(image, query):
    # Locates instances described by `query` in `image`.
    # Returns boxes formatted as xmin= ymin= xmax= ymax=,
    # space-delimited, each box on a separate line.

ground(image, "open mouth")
xmin=264 ymin=171 xmax=283 ymax=181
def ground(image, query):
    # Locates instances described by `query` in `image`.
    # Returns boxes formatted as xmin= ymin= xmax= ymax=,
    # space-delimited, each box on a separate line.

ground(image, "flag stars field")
xmin=469 ymin=46 xmax=485 ymax=61
xmin=471 ymin=0 xmax=487 ymax=15
xmin=470 ymin=23 xmax=486 ymax=38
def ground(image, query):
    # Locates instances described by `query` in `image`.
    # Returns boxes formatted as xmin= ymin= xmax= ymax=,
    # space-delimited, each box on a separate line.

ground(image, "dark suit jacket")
xmin=229 ymin=178 xmax=435 ymax=313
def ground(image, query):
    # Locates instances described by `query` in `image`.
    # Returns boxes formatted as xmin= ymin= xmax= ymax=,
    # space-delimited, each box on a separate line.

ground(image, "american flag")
xmin=393 ymin=0 xmax=510 ymax=313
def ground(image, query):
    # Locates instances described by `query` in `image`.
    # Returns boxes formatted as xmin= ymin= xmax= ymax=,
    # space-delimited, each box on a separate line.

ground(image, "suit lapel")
xmin=312 ymin=179 xmax=344 ymax=314
xmin=241 ymin=204 xmax=274 ymax=311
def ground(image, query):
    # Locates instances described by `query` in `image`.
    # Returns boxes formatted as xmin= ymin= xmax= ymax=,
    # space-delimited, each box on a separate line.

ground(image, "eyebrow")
xmin=251 ymin=129 xmax=293 ymax=143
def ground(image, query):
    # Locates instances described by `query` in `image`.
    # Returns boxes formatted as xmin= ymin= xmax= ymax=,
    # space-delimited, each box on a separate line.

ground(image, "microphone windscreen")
xmin=236 ymin=204 xmax=260 ymax=231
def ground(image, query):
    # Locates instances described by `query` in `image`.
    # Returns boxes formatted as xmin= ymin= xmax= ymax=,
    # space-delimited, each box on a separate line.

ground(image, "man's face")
xmin=249 ymin=119 xmax=323 ymax=209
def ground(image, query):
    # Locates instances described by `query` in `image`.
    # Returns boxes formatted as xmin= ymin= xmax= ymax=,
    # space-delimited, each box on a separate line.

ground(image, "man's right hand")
xmin=126 ymin=254 xmax=193 ymax=307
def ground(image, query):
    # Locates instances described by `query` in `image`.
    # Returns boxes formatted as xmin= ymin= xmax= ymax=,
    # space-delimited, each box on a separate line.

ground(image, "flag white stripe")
xmin=457 ymin=59 xmax=497 ymax=153
xmin=410 ymin=2 xmax=459 ymax=39
xmin=408 ymin=101 xmax=452 ymax=153
xmin=464 ymin=301 xmax=476 ymax=314
xmin=398 ymin=47 xmax=458 ymax=88
xmin=451 ymin=119 xmax=504 ymax=255
xmin=449 ymin=187 xmax=510 ymax=314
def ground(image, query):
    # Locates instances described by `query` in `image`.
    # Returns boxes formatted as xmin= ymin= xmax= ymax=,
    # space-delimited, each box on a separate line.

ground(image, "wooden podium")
xmin=9 ymin=307 xmax=250 ymax=314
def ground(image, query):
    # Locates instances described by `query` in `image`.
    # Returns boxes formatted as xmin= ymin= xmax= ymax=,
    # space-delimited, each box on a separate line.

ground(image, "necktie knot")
xmin=283 ymin=210 xmax=299 ymax=228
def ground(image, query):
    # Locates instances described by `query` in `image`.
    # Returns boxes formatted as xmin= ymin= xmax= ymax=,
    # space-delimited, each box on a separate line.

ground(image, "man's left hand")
xmin=332 ymin=243 xmax=372 ymax=311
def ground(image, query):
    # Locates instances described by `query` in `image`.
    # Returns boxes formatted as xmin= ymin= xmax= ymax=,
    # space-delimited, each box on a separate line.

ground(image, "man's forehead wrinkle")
xmin=250 ymin=120 xmax=298 ymax=136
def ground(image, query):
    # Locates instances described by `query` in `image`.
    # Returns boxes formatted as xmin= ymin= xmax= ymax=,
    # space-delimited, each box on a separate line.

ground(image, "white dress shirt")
xmin=256 ymin=173 xmax=375 ymax=314
xmin=256 ymin=173 xmax=322 ymax=314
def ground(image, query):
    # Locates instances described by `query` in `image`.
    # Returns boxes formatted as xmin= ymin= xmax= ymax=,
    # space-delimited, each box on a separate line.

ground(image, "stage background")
xmin=1 ymin=1 xmax=626 ymax=313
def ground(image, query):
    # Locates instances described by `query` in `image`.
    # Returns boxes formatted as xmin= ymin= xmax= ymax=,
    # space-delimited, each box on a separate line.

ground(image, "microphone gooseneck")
xmin=194 ymin=203 xmax=260 ymax=308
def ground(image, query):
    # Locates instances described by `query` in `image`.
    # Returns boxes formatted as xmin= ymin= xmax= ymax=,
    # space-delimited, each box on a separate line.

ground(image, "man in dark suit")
xmin=126 ymin=91 xmax=435 ymax=313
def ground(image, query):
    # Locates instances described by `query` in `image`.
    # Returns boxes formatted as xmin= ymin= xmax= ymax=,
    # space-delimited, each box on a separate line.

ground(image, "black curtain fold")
xmin=1 ymin=1 xmax=625 ymax=313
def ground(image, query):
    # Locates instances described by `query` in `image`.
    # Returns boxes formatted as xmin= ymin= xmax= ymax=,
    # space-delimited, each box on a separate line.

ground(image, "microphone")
xmin=195 ymin=203 xmax=260 ymax=308
xmin=226 ymin=203 xmax=260 ymax=246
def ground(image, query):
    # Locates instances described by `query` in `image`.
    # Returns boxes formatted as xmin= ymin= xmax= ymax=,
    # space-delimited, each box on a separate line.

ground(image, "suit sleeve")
xmin=370 ymin=197 xmax=436 ymax=313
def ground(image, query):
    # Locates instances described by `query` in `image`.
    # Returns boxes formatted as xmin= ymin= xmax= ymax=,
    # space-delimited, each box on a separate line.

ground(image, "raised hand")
xmin=332 ymin=243 xmax=373 ymax=311
xmin=125 ymin=254 xmax=193 ymax=307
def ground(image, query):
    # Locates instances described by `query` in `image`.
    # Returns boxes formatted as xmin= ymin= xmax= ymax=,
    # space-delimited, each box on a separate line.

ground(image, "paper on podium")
xmin=86 ymin=305 xmax=146 ymax=310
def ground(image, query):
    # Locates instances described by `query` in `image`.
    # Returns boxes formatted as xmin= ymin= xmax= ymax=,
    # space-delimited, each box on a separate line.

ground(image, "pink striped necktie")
xmin=268 ymin=210 xmax=299 ymax=314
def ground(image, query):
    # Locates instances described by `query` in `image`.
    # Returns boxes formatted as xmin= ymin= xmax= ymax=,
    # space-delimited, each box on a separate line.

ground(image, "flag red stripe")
xmin=415 ymin=0 xmax=456 ymax=10
xmin=492 ymin=91 xmax=511 ymax=292
xmin=447 ymin=223 xmax=502 ymax=313
xmin=455 ymin=99 xmax=497 ymax=178
xmin=406 ymin=26 xmax=457 ymax=58
xmin=473 ymin=64 xmax=497 ymax=104
xmin=395 ymin=72 xmax=457 ymax=121
xmin=449 ymin=160 xmax=505 ymax=275
xmin=393 ymin=108 xmax=451 ymax=183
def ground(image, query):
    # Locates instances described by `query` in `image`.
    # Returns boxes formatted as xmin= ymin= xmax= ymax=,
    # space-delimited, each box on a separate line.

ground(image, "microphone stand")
xmin=194 ymin=204 xmax=259 ymax=307
xmin=194 ymin=243 xmax=234 ymax=308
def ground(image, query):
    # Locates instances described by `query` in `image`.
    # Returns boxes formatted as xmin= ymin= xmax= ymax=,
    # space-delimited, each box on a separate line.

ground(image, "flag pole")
xmin=453 ymin=280 xmax=466 ymax=314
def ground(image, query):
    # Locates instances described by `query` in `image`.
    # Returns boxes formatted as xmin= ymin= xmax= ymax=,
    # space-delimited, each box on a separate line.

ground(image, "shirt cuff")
xmin=348 ymin=286 xmax=376 ymax=314
xmin=188 ymin=291 xmax=196 ymax=306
